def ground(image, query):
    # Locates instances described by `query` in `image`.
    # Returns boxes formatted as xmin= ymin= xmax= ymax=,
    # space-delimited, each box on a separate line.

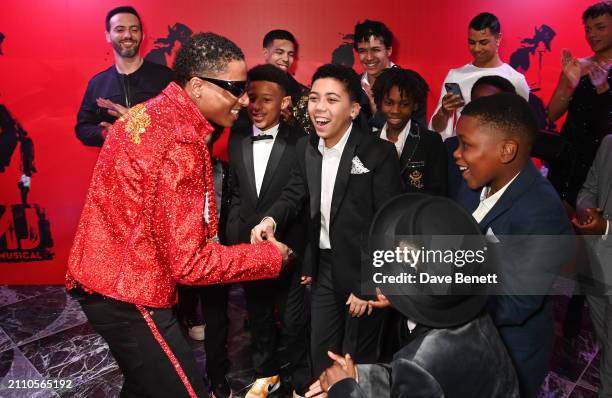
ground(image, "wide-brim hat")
xmin=368 ymin=193 xmax=489 ymax=328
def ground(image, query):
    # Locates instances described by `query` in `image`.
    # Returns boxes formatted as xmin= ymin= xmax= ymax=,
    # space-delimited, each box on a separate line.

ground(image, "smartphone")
xmin=444 ymin=83 xmax=464 ymax=100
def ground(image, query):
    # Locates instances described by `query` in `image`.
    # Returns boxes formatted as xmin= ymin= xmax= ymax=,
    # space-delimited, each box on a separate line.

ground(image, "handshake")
xmin=251 ymin=218 xmax=313 ymax=285
xmin=250 ymin=218 xmax=291 ymax=263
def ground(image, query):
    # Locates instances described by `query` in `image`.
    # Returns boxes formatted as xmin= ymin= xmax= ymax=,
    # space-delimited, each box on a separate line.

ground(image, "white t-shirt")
xmin=429 ymin=63 xmax=530 ymax=141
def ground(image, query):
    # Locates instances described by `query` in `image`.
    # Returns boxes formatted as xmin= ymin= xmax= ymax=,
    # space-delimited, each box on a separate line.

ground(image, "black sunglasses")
xmin=195 ymin=76 xmax=247 ymax=98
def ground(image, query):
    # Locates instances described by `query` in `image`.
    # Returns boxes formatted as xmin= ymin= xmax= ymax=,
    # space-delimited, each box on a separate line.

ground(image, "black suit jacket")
xmin=378 ymin=122 xmax=447 ymax=196
xmin=267 ymin=123 xmax=402 ymax=295
xmin=227 ymin=121 xmax=308 ymax=258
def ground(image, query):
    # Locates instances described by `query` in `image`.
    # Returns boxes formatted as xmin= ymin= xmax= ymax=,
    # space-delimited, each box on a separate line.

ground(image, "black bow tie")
xmin=251 ymin=134 xmax=274 ymax=142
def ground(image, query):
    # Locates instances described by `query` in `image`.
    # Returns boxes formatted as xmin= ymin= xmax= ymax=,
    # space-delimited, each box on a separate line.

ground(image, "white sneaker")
xmin=188 ymin=324 xmax=205 ymax=341
xmin=245 ymin=375 xmax=280 ymax=397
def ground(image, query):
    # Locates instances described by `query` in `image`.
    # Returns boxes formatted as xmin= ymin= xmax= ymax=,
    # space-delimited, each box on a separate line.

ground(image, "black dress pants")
xmin=71 ymin=289 xmax=208 ymax=398
xmin=177 ymin=284 xmax=230 ymax=386
xmin=310 ymin=250 xmax=387 ymax=377
xmin=244 ymin=258 xmax=311 ymax=394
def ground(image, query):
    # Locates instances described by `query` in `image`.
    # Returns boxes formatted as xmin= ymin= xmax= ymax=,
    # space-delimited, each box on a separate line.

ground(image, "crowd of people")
xmin=68 ymin=3 xmax=612 ymax=397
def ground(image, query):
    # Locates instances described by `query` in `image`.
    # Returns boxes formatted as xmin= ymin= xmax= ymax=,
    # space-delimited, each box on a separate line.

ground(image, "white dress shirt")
xmin=361 ymin=62 xmax=396 ymax=89
xmin=472 ymin=173 xmax=520 ymax=224
xmin=380 ymin=120 xmax=411 ymax=157
xmin=252 ymin=124 xmax=280 ymax=196
xmin=318 ymin=123 xmax=352 ymax=249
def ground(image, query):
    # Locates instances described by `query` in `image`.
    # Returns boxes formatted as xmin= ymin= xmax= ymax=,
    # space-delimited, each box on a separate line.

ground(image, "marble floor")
xmin=0 ymin=284 xmax=603 ymax=398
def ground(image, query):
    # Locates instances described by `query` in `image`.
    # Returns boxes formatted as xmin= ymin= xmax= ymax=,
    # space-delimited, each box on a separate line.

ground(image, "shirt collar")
xmin=380 ymin=120 xmax=411 ymax=142
xmin=162 ymin=82 xmax=214 ymax=142
xmin=361 ymin=62 xmax=396 ymax=86
xmin=318 ymin=123 xmax=352 ymax=155
xmin=479 ymin=172 xmax=521 ymax=207
xmin=252 ymin=123 xmax=280 ymax=139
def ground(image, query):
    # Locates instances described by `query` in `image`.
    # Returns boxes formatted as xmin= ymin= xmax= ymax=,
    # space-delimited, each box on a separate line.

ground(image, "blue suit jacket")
xmin=456 ymin=161 xmax=574 ymax=397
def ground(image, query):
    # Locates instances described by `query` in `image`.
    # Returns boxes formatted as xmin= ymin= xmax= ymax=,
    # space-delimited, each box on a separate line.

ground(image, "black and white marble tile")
xmin=19 ymin=323 xmax=118 ymax=390
xmin=569 ymin=384 xmax=599 ymax=398
xmin=0 ymin=327 xmax=15 ymax=353
xmin=60 ymin=368 xmax=123 ymax=398
xmin=549 ymin=299 xmax=599 ymax=385
xmin=0 ymin=290 xmax=86 ymax=347
xmin=577 ymin=351 xmax=601 ymax=393
xmin=549 ymin=335 xmax=598 ymax=383
xmin=538 ymin=371 xmax=576 ymax=398
xmin=0 ymin=347 xmax=59 ymax=398
xmin=0 ymin=285 xmax=64 ymax=308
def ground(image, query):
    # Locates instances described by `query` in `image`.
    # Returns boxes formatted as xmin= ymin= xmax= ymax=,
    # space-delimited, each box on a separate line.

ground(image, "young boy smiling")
xmin=252 ymin=64 xmax=402 ymax=378
xmin=228 ymin=64 xmax=310 ymax=397
xmin=454 ymin=93 xmax=573 ymax=397
xmin=372 ymin=68 xmax=447 ymax=196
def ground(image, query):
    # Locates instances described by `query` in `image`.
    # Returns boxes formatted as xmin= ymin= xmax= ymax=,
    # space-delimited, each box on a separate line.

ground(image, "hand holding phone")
xmin=440 ymin=83 xmax=465 ymax=116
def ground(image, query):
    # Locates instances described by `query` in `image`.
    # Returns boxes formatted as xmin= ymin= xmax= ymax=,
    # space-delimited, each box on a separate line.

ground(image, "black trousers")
xmin=311 ymin=250 xmax=387 ymax=377
xmin=177 ymin=284 xmax=230 ymax=386
xmin=71 ymin=289 xmax=208 ymax=398
xmin=244 ymin=258 xmax=311 ymax=394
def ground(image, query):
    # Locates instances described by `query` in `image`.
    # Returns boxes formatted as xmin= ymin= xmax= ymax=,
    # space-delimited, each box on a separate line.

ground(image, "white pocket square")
xmin=485 ymin=227 xmax=500 ymax=243
xmin=350 ymin=156 xmax=370 ymax=175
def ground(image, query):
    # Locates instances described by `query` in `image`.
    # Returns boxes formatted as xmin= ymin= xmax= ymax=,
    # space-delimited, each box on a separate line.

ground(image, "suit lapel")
xmin=240 ymin=132 xmax=258 ymax=204
xmin=479 ymin=162 xmax=538 ymax=230
xmin=305 ymin=136 xmax=322 ymax=220
xmin=399 ymin=122 xmax=421 ymax=173
xmin=330 ymin=125 xmax=361 ymax=225
xmin=258 ymin=125 xmax=287 ymax=203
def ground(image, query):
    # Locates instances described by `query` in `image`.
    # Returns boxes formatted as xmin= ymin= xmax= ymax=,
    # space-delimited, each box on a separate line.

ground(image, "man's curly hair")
xmin=173 ymin=32 xmax=245 ymax=86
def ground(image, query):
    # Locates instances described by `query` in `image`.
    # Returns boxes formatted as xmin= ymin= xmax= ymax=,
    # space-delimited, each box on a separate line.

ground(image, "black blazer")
xmin=378 ymin=122 xmax=447 ymax=196
xmin=226 ymin=121 xmax=308 ymax=257
xmin=267 ymin=123 xmax=402 ymax=295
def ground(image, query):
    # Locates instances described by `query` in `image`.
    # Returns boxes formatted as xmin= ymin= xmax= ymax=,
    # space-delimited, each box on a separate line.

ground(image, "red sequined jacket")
xmin=66 ymin=82 xmax=282 ymax=308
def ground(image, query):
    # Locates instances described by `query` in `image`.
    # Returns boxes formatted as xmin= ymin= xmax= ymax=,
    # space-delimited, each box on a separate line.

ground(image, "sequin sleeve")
xmin=152 ymin=141 xmax=282 ymax=285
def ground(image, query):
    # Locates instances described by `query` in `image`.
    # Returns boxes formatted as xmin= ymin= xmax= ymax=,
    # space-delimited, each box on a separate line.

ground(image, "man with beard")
xmin=75 ymin=6 xmax=174 ymax=147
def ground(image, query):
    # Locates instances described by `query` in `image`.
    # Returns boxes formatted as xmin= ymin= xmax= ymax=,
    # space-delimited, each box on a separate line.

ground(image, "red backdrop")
xmin=0 ymin=0 xmax=594 ymax=283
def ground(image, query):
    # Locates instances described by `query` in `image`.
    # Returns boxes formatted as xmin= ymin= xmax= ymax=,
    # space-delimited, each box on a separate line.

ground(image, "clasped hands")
xmin=306 ymin=351 xmax=357 ymax=398
xmin=572 ymin=207 xmax=607 ymax=235
xmin=251 ymin=218 xmax=312 ymax=284
xmin=562 ymin=49 xmax=610 ymax=93
xmin=305 ymin=290 xmax=390 ymax=397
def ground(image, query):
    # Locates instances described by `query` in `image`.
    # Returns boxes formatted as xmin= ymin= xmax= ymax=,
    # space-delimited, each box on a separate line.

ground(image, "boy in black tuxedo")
xmin=372 ymin=68 xmax=447 ymax=196
xmin=252 ymin=64 xmax=402 ymax=377
xmin=227 ymin=64 xmax=310 ymax=397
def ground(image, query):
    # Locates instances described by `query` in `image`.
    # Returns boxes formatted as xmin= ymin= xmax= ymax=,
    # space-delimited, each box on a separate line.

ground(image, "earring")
xmin=195 ymin=94 xmax=201 ymax=98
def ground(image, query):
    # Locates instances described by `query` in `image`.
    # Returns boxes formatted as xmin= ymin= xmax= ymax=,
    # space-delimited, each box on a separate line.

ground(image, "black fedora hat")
xmin=367 ymin=193 xmax=490 ymax=328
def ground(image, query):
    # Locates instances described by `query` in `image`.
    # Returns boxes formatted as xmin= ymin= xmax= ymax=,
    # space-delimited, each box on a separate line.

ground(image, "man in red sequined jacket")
xmin=66 ymin=33 xmax=288 ymax=398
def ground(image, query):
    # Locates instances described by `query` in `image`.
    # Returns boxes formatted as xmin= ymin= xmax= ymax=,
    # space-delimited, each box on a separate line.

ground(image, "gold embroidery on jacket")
xmin=120 ymin=103 xmax=150 ymax=144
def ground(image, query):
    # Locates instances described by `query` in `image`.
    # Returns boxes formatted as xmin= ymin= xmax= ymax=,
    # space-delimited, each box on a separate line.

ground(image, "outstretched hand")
xmin=588 ymin=61 xmax=611 ymax=93
xmin=561 ymin=49 xmax=581 ymax=89
xmin=346 ymin=293 xmax=372 ymax=317
xmin=97 ymin=98 xmax=129 ymax=118
xmin=368 ymin=287 xmax=391 ymax=310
